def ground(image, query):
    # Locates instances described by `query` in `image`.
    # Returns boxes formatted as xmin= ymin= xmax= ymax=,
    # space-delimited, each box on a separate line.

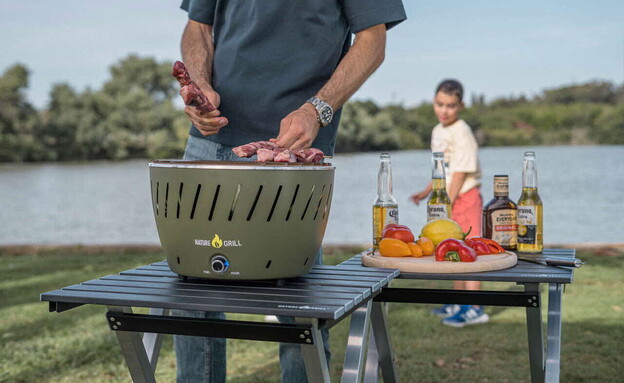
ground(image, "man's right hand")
xmin=185 ymin=88 xmax=228 ymax=136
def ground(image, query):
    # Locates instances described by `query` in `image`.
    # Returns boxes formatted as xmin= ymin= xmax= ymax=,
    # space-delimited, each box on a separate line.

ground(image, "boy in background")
xmin=410 ymin=79 xmax=488 ymax=327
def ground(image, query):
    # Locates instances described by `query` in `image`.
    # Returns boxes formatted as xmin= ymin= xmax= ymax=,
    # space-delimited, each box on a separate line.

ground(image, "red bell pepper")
xmin=464 ymin=238 xmax=493 ymax=255
xmin=467 ymin=237 xmax=505 ymax=253
xmin=435 ymin=239 xmax=478 ymax=262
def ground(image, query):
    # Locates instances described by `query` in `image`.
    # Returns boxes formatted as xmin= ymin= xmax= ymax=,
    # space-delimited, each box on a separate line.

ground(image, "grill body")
xmin=149 ymin=160 xmax=335 ymax=280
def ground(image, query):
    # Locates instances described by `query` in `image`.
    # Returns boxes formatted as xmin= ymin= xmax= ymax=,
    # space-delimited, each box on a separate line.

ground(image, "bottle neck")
xmin=523 ymin=158 xmax=538 ymax=189
xmin=377 ymin=157 xmax=394 ymax=201
xmin=432 ymin=155 xmax=446 ymax=189
xmin=493 ymin=177 xmax=509 ymax=198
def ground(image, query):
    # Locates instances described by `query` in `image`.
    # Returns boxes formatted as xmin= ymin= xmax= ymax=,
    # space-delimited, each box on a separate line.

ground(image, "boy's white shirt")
xmin=431 ymin=119 xmax=481 ymax=195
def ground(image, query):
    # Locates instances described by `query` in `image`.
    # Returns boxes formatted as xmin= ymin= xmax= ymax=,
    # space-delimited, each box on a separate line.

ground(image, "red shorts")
xmin=452 ymin=187 xmax=483 ymax=237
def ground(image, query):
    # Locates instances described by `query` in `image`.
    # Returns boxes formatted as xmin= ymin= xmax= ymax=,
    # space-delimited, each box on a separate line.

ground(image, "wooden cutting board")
xmin=361 ymin=250 xmax=517 ymax=273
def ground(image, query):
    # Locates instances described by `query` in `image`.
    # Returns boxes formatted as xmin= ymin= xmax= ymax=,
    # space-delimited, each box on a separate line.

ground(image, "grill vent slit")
xmin=176 ymin=183 xmax=184 ymax=219
xmin=313 ymin=185 xmax=326 ymax=220
xmin=164 ymin=182 xmax=169 ymax=218
xmin=322 ymin=184 xmax=333 ymax=220
xmin=228 ymin=184 xmax=242 ymax=221
xmin=301 ymin=185 xmax=316 ymax=220
xmin=247 ymin=185 xmax=263 ymax=221
xmin=285 ymin=184 xmax=300 ymax=221
xmin=190 ymin=184 xmax=202 ymax=220
xmin=267 ymin=186 xmax=283 ymax=222
xmin=208 ymin=185 xmax=220 ymax=221
xmin=154 ymin=181 xmax=159 ymax=216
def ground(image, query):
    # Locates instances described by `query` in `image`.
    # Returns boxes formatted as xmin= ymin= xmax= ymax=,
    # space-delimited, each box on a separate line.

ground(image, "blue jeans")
xmin=173 ymin=136 xmax=330 ymax=383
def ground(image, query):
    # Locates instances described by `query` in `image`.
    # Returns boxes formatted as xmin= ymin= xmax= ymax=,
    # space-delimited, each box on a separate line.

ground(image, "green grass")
xmin=1 ymin=246 xmax=622 ymax=382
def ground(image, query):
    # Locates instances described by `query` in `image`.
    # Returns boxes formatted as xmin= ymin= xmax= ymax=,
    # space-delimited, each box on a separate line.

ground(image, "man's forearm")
xmin=315 ymin=24 xmax=386 ymax=109
xmin=181 ymin=20 xmax=214 ymax=91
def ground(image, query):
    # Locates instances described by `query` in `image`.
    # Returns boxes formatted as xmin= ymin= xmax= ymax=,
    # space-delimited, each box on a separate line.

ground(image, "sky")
xmin=1 ymin=0 xmax=623 ymax=109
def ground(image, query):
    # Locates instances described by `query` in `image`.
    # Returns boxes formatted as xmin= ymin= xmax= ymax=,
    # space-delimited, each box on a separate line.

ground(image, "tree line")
xmin=1 ymin=55 xmax=623 ymax=162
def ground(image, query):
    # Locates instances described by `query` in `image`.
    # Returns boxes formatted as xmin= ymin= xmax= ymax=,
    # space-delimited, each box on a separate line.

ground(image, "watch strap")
xmin=306 ymin=96 xmax=333 ymax=127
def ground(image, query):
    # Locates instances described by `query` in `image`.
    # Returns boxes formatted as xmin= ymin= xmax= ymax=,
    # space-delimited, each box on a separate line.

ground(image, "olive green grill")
xmin=149 ymin=160 xmax=335 ymax=280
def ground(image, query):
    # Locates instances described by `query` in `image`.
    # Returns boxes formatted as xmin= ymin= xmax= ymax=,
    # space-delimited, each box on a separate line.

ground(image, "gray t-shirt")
xmin=180 ymin=0 xmax=406 ymax=155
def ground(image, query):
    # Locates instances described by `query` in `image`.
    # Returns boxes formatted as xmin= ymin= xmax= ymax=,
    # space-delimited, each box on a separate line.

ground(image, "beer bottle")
xmin=427 ymin=152 xmax=452 ymax=221
xmin=372 ymin=153 xmax=399 ymax=251
xmin=483 ymin=175 xmax=517 ymax=251
xmin=517 ymin=151 xmax=543 ymax=253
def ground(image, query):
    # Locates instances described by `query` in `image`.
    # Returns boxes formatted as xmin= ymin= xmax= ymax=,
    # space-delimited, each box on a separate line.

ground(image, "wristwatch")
xmin=306 ymin=96 xmax=334 ymax=127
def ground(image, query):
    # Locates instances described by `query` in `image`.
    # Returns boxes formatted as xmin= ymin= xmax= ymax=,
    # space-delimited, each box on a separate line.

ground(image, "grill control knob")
xmin=210 ymin=255 xmax=229 ymax=273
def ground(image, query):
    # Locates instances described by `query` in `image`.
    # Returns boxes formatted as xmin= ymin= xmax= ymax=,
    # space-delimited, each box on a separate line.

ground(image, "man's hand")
xmin=184 ymin=88 xmax=228 ymax=136
xmin=181 ymin=20 xmax=225 ymax=136
xmin=272 ymin=103 xmax=320 ymax=150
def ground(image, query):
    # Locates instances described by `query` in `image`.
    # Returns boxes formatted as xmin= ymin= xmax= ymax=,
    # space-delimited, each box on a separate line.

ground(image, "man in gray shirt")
xmin=176 ymin=1 xmax=406 ymax=382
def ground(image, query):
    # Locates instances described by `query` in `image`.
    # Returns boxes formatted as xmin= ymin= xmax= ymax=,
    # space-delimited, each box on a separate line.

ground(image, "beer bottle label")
xmin=387 ymin=208 xmax=399 ymax=224
xmin=427 ymin=204 xmax=449 ymax=221
xmin=373 ymin=206 xmax=399 ymax=248
xmin=490 ymin=209 xmax=517 ymax=247
xmin=518 ymin=206 xmax=537 ymax=244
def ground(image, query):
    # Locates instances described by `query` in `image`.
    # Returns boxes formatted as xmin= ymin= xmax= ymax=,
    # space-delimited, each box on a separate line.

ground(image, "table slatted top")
xmin=340 ymin=248 xmax=576 ymax=284
xmin=41 ymin=261 xmax=399 ymax=320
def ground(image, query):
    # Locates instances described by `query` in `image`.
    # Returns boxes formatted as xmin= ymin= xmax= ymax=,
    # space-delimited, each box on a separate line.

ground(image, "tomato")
xmin=381 ymin=224 xmax=410 ymax=238
xmin=383 ymin=227 xmax=415 ymax=243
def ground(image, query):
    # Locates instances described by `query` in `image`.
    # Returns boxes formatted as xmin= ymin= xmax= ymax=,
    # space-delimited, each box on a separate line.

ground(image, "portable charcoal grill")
xmin=149 ymin=160 xmax=335 ymax=280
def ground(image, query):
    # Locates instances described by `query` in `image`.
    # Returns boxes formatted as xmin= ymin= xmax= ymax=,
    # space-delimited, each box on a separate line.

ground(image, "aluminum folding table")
xmin=41 ymin=260 xmax=399 ymax=383
xmin=339 ymin=248 xmax=577 ymax=383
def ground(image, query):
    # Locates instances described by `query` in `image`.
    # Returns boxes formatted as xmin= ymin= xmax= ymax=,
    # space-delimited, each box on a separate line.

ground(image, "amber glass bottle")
xmin=483 ymin=175 xmax=517 ymax=251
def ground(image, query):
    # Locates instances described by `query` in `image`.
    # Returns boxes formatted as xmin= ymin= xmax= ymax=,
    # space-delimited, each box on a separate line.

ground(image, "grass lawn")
xmin=1 ymin=245 xmax=622 ymax=382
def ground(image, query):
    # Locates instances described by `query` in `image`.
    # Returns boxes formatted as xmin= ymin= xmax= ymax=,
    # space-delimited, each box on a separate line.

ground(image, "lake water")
xmin=1 ymin=145 xmax=622 ymax=246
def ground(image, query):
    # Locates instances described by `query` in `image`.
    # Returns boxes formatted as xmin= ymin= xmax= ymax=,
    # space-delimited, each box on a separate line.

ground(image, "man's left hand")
xmin=271 ymin=104 xmax=320 ymax=150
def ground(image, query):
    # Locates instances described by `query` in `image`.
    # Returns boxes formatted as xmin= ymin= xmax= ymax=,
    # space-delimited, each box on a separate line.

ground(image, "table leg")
xmin=370 ymin=302 xmax=399 ymax=383
xmin=297 ymin=317 xmax=331 ymax=383
xmin=142 ymin=308 xmax=169 ymax=372
xmin=545 ymin=283 xmax=563 ymax=383
xmin=341 ymin=300 xmax=372 ymax=383
xmin=107 ymin=306 xmax=156 ymax=383
xmin=363 ymin=327 xmax=379 ymax=383
xmin=524 ymin=283 xmax=545 ymax=383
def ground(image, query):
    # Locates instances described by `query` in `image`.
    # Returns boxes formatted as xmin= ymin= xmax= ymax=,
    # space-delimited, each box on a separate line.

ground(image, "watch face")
xmin=319 ymin=106 xmax=332 ymax=124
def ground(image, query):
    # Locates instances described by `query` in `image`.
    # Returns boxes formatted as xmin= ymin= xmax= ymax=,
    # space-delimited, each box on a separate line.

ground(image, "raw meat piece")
xmin=274 ymin=149 xmax=297 ymax=163
xmin=179 ymin=83 xmax=200 ymax=105
xmin=232 ymin=144 xmax=258 ymax=158
xmin=172 ymin=61 xmax=215 ymax=113
xmin=172 ymin=61 xmax=191 ymax=86
xmin=294 ymin=148 xmax=324 ymax=163
xmin=256 ymin=148 xmax=276 ymax=162
xmin=232 ymin=141 xmax=278 ymax=158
